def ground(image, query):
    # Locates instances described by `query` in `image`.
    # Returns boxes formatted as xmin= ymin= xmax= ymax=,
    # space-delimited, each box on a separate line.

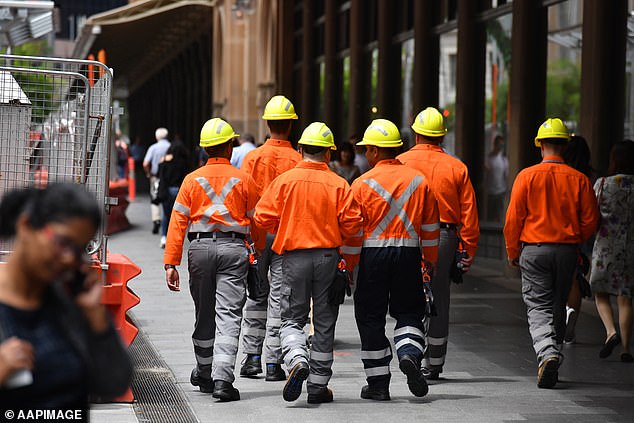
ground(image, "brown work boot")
xmin=537 ymin=357 xmax=559 ymax=389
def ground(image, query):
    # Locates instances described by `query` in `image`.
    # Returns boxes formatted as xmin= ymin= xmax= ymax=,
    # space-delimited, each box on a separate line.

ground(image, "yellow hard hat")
xmin=357 ymin=119 xmax=402 ymax=147
xmin=534 ymin=118 xmax=570 ymax=147
xmin=199 ymin=118 xmax=239 ymax=147
xmin=262 ymin=95 xmax=298 ymax=120
xmin=298 ymin=122 xmax=336 ymax=150
xmin=411 ymin=107 xmax=447 ymax=137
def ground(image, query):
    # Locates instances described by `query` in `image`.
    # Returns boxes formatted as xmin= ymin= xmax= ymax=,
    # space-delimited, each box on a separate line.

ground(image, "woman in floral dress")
xmin=591 ymin=140 xmax=634 ymax=362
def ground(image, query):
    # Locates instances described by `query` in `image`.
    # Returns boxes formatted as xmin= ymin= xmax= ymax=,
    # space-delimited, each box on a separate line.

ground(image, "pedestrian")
xmin=0 ymin=183 xmax=132 ymax=412
xmin=157 ymin=140 xmax=190 ymax=249
xmin=351 ymin=134 xmax=371 ymax=174
xmin=238 ymin=95 xmax=302 ymax=382
xmin=348 ymin=119 xmax=439 ymax=401
xmin=504 ymin=118 xmax=599 ymax=388
xmin=230 ymin=133 xmax=256 ymax=168
xmin=143 ymin=127 xmax=171 ymax=234
xmin=590 ymin=140 xmax=634 ymax=363
xmin=397 ymin=106 xmax=480 ymax=380
xmin=562 ymin=135 xmax=595 ymax=343
xmin=484 ymin=134 xmax=508 ymax=223
xmin=163 ymin=118 xmax=258 ymax=401
xmin=329 ymin=141 xmax=361 ymax=184
xmin=253 ymin=122 xmax=363 ymax=404
xmin=114 ymin=130 xmax=129 ymax=180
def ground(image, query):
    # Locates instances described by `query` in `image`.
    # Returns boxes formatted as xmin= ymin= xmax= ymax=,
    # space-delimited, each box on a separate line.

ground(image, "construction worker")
xmin=346 ymin=119 xmax=439 ymax=401
xmin=504 ymin=118 xmax=599 ymax=388
xmin=163 ymin=118 xmax=259 ymax=401
xmin=253 ymin=122 xmax=363 ymax=404
xmin=397 ymin=107 xmax=480 ymax=380
xmin=239 ymin=95 xmax=302 ymax=381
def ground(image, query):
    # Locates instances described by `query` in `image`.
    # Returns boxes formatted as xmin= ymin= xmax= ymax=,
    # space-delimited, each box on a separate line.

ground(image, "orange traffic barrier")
xmin=107 ymin=179 xmax=131 ymax=235
xmin=100 ymin=253 xmax=141 ymax=403
xmin=127 ymin=156 xmax=136 ymax=201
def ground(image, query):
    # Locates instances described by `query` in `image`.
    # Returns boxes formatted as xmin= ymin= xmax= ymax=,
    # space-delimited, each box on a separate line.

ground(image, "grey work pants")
xmin=188 ymin=237 xmax=248 ymax=383
xmin=280 ymin=249 xmax=339 ymax=394
xmin=422 ymin=228 xmax=458 ymax=370
xmin=520 ymin=244 xmax=576 ymax=365
xmin=241 ymin=233 xmax=284 ymax=364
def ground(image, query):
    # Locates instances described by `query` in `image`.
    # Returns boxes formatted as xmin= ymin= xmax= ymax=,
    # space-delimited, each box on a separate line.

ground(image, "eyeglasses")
xmin=41 ymin=226 xmax=87 ymax=260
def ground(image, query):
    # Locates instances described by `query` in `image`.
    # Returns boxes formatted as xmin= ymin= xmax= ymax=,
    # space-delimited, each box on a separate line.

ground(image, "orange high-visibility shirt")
xmin=398 ymin=144 xmax=480 ymax=257
xmin=344 ymin=159 xmax=440 ymax=270
xmin=253 ymin=161 xmax=363 ymax=255
xmin=164 ymin=157 xmax=259 ymax=265
xmin=241 ymin=138 xmax=302 ymax=249
xmin=503 ymin=155 xmax=599 ymax=260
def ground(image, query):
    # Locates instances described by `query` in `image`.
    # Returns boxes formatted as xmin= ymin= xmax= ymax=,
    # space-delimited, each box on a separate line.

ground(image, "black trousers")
xmin=354 ymin=247 xmax=426 ymax=388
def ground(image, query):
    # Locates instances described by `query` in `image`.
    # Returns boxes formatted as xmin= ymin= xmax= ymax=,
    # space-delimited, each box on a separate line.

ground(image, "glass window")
xmin=400 ymin=38 xmax=415 ymax=148
xmin=546 ymin=0 xmax=583 ymax=132
xmin=483 ymin=14 xmax=512 ymax=224
xmin=438 ymin=29 xmax=458 ymax=155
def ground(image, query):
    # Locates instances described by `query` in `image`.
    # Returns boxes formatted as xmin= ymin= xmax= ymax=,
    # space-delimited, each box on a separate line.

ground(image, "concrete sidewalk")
xmin=92 ymin=197 xmax=634 ymax=423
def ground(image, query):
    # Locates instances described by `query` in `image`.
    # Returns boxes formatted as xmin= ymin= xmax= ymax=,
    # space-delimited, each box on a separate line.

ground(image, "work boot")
xmin=421 ymin=365 xmax=441 ymax=381
xmin=212 ymin=380 xmax=240 ymax=402
xmin=190 ymin=368 xmax=213 ymax=393
xmin=360 ymin=385 xmax=391 ymax=401
xmin=240 ymin=354 xmax=262 ymax=377
xmin=265 ymin=363 xmax=286 ymax=381
xmin=152 ymin=220 xmax=161 ymax=234
xmin=307 ymin=387 xmax=333 ymax=404
xmin=282 ymin=361 xmax=309 ymax=402
xmin=537 ymin=357 xmax=559 ymax=389
xmin=399 ymin=355 xmax=428 ymax=397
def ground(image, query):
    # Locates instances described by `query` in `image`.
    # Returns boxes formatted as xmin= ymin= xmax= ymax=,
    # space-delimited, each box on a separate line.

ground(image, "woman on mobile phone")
xmin=0 ymin=183 xmax=132 ymax=414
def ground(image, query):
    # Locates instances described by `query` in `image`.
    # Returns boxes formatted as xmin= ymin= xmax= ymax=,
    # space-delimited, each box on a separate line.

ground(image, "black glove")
xmin=450 ymin=249 xmax=468 ymax=284
xmin=328 ymin=264 xmax=351 ymax=305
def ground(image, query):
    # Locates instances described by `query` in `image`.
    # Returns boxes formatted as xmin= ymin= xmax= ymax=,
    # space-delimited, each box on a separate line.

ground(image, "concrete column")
xmin=348 ymin=0 xmax=365 ymax=136
xmin=455 ymin=0 xmax=487 ymax=191
xmin=413 ymin=0 xmax=439 ymax=112
xmin=579 ymin=0 xmax=627 ymax=175
xmin=508 ymin=0 xmax=547 ymax=179
xmin=300 ymin=0 xmax=314 ymax=128
xmin=377 ymin=0 xmax=398 ymax=122
xmin=324 ymin=0 xmax=340 ymax=138
xmin=276 ymin=0 xmax=294 ymax=96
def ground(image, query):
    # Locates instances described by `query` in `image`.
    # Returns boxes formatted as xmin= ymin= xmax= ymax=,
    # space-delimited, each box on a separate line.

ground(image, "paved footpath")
xmin=92 ymin=197 xmax=634 ymax=423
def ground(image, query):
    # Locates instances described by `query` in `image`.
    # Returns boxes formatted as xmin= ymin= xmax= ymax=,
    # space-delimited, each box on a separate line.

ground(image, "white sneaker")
xmin=564 ymin=307 xmax=577 ymax=344
xmin=160 ymin=236 xmax=166 ymax=249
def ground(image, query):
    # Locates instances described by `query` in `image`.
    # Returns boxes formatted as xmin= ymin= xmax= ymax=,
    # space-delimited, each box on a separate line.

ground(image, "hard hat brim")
xmin=200 ymin=133 xmax=239 ymax=147
xmin=411 ymin=125 xmax=447 ymax=137
xmin=357 ymin=139 xmax=403 ymax=147
xmin=298 ymin=139 xmax=336 ymax=150
xmin=261 ymin=113 xmax=299 ymax=120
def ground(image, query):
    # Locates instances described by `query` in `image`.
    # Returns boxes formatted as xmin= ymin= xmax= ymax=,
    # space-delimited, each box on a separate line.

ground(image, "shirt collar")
xmin=296 ymin=160 xmax=330 ymax=171
xmin=542 ymin=155 xmax=565 ymax=163
xmin=205 ymin=157 xmax=231 ymax=165
xmin=265 ymin=138 xmax=294 ymax=148
xmin=374 ymin=159 xmax=402 ymax=167
xmin=413 ymin=143 xmax=444 ymax=152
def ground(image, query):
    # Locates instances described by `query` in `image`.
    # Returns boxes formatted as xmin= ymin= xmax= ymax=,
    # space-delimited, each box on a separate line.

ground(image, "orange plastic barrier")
xmin=127 ymin=156 xmax=136 ymax=201
xmin=107 ymin=180 xmax=131 ymax=234
xmin=100 ymin=253 xmax=141 ymax=402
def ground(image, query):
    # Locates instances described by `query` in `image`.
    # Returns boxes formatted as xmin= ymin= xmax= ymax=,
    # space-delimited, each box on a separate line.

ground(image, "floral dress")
xmin=590 ymin=174 xmax=634 ymax=297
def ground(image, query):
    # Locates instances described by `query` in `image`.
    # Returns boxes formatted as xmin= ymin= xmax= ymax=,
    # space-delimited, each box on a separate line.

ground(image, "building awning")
xmin=73 ymin=0 xmax=215 ymax=97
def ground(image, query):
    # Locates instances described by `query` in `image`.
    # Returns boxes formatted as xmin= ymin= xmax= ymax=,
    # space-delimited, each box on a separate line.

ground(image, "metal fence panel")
xmin=0 ymin=54 xmax=113 ymax=260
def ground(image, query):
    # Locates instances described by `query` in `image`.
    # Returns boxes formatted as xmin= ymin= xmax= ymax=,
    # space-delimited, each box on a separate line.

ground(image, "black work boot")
xmin=212 ymin=380 xmax=240 ymax=402
xmin=265 ymin=363 xmax=286 ymax=381
xmin=240 ymin=354 xmax=262 ymax=377
xmin=360 ymin=385 xmax=391 ymax=401
xmin=283 ymin=361 xmax=309 ymax=402
xmin=399 ymin=355 xmax=428 ymax=397
xmin=190 ymin=368 xmax=213 ymax=393
xmin=307 ymin=386 xmax=333 ymax=404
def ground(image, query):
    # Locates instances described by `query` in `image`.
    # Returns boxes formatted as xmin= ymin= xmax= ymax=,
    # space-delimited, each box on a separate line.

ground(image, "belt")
xmin=188 ymin=232 xmax=245 ymax=241
xmin=440 ymin=222 xmax=457 ymax=230
xmin=522 ymin=242 xmax=576 ymax=247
